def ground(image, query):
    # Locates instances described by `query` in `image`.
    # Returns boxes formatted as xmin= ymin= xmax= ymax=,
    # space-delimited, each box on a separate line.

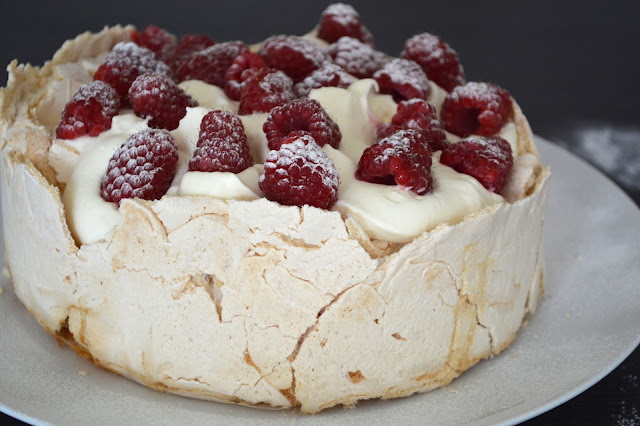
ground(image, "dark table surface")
xmin=1 ymin=0 xmax=638 ymax=424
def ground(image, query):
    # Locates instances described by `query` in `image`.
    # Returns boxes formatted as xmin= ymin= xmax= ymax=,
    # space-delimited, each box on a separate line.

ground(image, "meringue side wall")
xmin=0 ymin=27 xmax=550 ymax=413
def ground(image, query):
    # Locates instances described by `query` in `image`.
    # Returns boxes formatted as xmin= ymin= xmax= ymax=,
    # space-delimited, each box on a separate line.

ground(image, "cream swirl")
xmin=61 ymin=78 xmax=522 ymax=246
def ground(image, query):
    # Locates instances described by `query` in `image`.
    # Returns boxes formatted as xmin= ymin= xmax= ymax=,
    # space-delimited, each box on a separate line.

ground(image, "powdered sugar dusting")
xmin=94 ymin=41 xmax=172 ymax=102
xmin=128 ymin=73 xmax=197 ymax=130
xmin=175 ymin=41 xmax=248 ymax=87
xmin=373 ymin=58 xmax=430 ymax=102
xmin=401 ymin=32 xmax=465 ymax=92
xmin=258 ymin=71 xmax=297 ymax=105
xmin=74 ymin=80 xmax=119 ymax=112
xmin=294 ymin=63 xmax=355 ymax=97
xmin=266 ymin=135 xmax=339 ymax=191
xmin=55 ymin=80 xmax=121 ymax=139
xmin=238 ymin=69 xmax=296 ymax=115
xmin=260 ymin=134 xmax=339 ymax=208
xmin=259 ymin=36 xmax=330 ymax=83
xmin=322 ymin=3 xmax=361 ymax=30
xmin=107 ymin=42 xmax=171 ymax=77
xmin=440 ymin=135 xmax=513 ymax=193
xmin=101 ymin=129 xmax=179 ymax=205
xmin=223 ymin=51 xmax=266 ymax=100
xmin=561 ymin=126 xmax=640 ymax=191
xmin=329 ymin=36 xmax=389 ymax=79
xmin=357 ymin=129 xmax=433 ymax=195
xmin=317 ymin=3 xmax=374 ymax=46
xmin=263 ymin=98 xmax=341 ymax=150
xmin=614 ymin=401 xmax=640 ymax=426
xmin=190 ymin=110 xmax=253 ymax=173
xmin=323 ymin=3 xmax=359 ymax=19
xmin=441 ymin=82 xmax=512 ymax=137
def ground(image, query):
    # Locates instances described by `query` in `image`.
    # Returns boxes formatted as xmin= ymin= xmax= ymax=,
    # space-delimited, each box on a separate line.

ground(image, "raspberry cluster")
xmin=259 ymin=134 xmax=339 ymax=209
xmin=101 ymin=129 xmax=179 ymax=205
xmin=440 ymin=136 xmax=513 ymax=194
xmin=55 ymin=81 xmax=120 ymax=140
xmin=189 ymin=111 xmax=253 ymax=173
xmin=58 ymin=4 xmax=517 ymax=210
xmin=441 ymin=82 xmax=513 ymax=137
xmin=263 ymin=99 xmax=342 ymax=150
xmin=94 ymin=41 xmax=171 ymax=104
xmin=378 ymin=99 xmax=448 ymax=152
xmin=357 ymin=129 xmax=433 ymax=195
xmin=128 ymin=73 xmax=197 ymax=130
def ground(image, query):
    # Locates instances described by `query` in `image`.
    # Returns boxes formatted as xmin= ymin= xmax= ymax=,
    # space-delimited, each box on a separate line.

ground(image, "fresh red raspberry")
xmin=259 ymin=134 xmax=339 ymax=209
xmin=55 ymin=81 xmax=120 ymax=140
xmin=258 ymin=36 xmax=330 ymax=83
xmin=101 ymin=129 xmax=179 ymax=205
xmin=440 ymin=82 xmax=512 ymax=137
xmin=373 ymin=58 xmax=430 ymax=103
xmin=328 ymin=36 xmax=388 ymax=79
xmin=294 ymin=63 xmax=355 ymax=97
xmin=440 ymin=136 xmax=513 ymax=194
xmin=223 ymin=51 xmax=267 ymax=101
xmin=132 ymin=25 xmax=177 ymax=62
xmin=128 ymin=73 xmax=197 ymax=130
xmin=317 ymin=3 xmax=374 ymax=47
xmin=175 ymin=41 xmax=248 ymax=87
xmin=356 ymin=129 xmax=433 ymax=195
xmin=263 ymin=99 xmax=341 ymax=150
xmin=189 ymin=111 xmax=253 ymax=173
xmin=402 ymin=33 xmax=465 ymax=92
xmin=94 ymin=42 xmax=172 ymax=104
xmin=238 ymin=69 xmax=296 ymax=115
xmin=377 ymin=99 xmax=448 ymax=151
xmin=170 ymin=34 xmax=215 ymax=70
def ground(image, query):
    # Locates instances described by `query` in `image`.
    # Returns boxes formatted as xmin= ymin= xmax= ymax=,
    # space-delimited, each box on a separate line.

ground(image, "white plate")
xmin=1 ymin=137 xmax=639 ymax=426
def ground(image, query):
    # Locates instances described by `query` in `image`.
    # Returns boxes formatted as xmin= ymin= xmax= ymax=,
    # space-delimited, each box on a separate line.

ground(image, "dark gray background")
xmin=1 ymin=0 xmax=638 ymax=424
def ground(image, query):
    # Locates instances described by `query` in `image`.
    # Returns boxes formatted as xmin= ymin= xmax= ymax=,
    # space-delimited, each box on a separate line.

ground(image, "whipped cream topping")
xmin=179 ymin=165 xmax=264 ymax=200
xmin=63 ymin=114 xmax=149 ymax=245
xmin=60 ymin=75 xmax=524 ymax=246
xmin=325 ymin=147 xmax=503 ymax=243
xmin=310 ymin=80 xmax=379 ymax=162
xmin=178 ymin=80 xmax=238 ymax=111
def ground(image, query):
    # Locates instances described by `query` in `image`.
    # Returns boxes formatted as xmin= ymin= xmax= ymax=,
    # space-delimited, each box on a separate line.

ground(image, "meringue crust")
xmin=0 ymin=26 xmax=549 ymax=413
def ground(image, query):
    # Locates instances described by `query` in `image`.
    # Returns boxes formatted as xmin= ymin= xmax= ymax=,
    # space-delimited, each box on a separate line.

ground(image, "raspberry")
xmin=175 ymin=41 xmax=248 ymax=87
xmin=328 ymin=36 xmax=388 ymax=79
xmin=223 ymin=51 xmax=267 ymax=101
xmin=294 ymin=63 xmax=355 ymax=97
xmin=373 ymin=58 xmax=430 ymax=103
xmin=238 ymin=69 xmax=296 ymax=115
xmin=440 ymin=82 xmax=512 ymax=137
xmin=317 ymin=3 xmax=374 ymax=47
xmin=259 ymin=36 xmax=329 ymax=83
xmin=263 ymin=99 xmax=341 ymax=150
xmin=101 ymin=129 xmax=179 ymax=205
xmin=378 ymin=99 xmax=448 ymax=151
xmin=170 ymin=34 xmax=215 ymax=70
xmin=259 ymin=134 xmax=339 ymax=209
xmin=356 ymin=129 xmax=433 ymax=195
xmin=440 ymin=136 xmax=513 ymax=194
xmin=132 ymin=25 xmax=177 ymax=62
xmin=189 ymin=111 xmax=253 ymax=173
xmin=128 ymin=73 xmax=197 ymax=130
xmin=94 ymin=42 xmax=172 ymax=104
xmin=402 ymin=33 xmax=465 ymax=92
xmin=55 ymin=81 xmax=120 ymax=140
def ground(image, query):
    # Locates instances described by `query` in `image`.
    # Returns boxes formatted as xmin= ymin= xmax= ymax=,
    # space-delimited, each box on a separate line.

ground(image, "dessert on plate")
xmin=0 ymin=3 xmax=549 ymax=413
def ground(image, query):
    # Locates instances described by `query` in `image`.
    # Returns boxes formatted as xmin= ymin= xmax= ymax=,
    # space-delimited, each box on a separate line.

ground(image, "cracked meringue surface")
xmin=0 ymin=26 xmax=549 ymax=413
